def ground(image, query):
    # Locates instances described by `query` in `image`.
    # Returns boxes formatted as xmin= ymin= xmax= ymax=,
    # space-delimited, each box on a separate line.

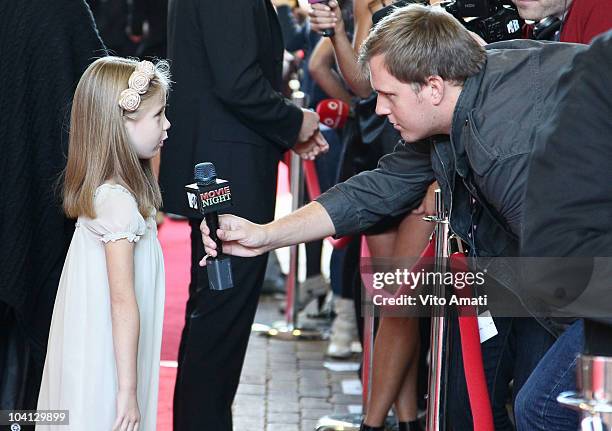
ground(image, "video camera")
xmin=440 ymin=0 xmax=524 ymax=42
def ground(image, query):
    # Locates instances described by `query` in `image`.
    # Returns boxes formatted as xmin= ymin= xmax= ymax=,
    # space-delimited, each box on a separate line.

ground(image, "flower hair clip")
xmin=118 ymin=60 xmax=156 ymax=112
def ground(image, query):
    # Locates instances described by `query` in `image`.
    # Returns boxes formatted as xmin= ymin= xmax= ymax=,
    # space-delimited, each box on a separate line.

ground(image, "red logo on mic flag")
xmin=316 ymin=98 xmax=349 ymax=129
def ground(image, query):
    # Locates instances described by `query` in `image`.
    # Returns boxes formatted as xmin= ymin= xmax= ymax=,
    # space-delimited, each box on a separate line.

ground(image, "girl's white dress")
xmin=37 ymin=183 xmax=165 ymax=431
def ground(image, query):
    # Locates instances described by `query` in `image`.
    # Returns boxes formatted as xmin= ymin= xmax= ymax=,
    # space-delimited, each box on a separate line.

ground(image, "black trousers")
xmin=173 ymin=142 xmax=278 ymax=431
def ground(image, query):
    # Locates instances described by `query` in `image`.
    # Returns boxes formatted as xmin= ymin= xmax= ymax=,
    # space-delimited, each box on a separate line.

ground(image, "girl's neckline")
xmin=95 ymin=182 xmax=133 ymax=197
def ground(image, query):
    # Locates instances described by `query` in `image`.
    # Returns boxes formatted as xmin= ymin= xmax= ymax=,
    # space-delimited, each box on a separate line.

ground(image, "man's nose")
xmin=375 ymin=97 xmax=390 ymax=117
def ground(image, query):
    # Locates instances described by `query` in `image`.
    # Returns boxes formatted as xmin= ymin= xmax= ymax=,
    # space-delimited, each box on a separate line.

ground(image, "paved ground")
xmin=232 ymin=296 xmax=363 ymax=431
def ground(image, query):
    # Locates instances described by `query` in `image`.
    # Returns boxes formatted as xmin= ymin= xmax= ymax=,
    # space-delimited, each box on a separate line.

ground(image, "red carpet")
xmin=158 ymin=218 xmax=190 ymax=362
xmin=157 ymin=365 xmax=177 ymax=431
xmin=157 ymin=217 xmax=190 ymax=430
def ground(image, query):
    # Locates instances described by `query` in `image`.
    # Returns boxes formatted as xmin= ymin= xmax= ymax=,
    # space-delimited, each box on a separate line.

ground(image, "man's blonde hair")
xmin=63 ymin=56 xmax=171 ymax=219
xmin=359 ymin=4 xmax=486 ymax=86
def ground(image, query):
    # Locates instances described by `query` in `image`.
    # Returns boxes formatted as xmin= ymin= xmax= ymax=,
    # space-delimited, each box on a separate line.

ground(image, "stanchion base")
xmin=558 ymin=391 xmax=612 ymax=430
xmin=558 ymin=391 xmax=612 ymax=414
xmin=316 ymin=413 xmax=362 ymax=431
xmin=266 ymin=322 xmax=324 ymax=341
xmin=252 ymin=322 xmax=325 ymax=340
xmin=251 ymin=323 xmax=273 ymax=334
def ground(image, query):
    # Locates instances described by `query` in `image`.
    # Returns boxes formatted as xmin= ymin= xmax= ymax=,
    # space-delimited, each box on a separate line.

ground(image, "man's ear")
xmin=427 ymin=76 xmax=445 ymax=106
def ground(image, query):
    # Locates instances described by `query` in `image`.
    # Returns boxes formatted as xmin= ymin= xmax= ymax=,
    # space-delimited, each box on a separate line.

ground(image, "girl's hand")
xmin=113 ymin=389 xmax=141 ymax=431
xmin=309 ymin=0 xmax=345 ymax=36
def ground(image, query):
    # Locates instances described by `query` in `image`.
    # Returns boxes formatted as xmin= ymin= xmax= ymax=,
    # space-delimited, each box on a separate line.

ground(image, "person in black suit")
xmin=159 ymin=1 xmax=328 ymax=429
xmin=0 ymin=0 xmax=105 ymax=418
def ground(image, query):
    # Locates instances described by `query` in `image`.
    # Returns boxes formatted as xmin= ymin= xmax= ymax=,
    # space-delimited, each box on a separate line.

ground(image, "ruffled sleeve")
xmin=86 ymin=184 xmax=147 ymax=243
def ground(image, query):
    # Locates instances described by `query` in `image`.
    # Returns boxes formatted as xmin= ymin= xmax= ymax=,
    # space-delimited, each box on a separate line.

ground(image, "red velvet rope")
xmin=450 ymin=252 xmax=495 ymax=431
xmin=298 ymin=154 xmax=492 ymax=425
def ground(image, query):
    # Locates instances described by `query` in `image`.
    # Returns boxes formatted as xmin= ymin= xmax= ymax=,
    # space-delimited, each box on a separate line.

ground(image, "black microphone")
xmin=309 ymin=0 xmax=335 ymax=37
xmin=185 ymin=162 xmax=234 ymax=290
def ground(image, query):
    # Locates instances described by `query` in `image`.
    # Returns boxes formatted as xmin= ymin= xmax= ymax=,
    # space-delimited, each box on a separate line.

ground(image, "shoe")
xmin=398 ymin=420 xmax=422 ymax=431
xmin=360 ymin=422 xmax=384 ymax=431
xmin=305 ymin=290 xmax=334 ymax=319
xmin=299 ymin=274 xmax=330 ymax=303
xmin=326 ymin=297 xmax=357 ymax=359
xmin=279 ymin=274 xmax=329 ymax=312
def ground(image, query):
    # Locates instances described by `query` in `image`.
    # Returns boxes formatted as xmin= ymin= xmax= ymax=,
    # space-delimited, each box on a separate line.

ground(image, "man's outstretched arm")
xmin=199 ymin=201 xmax=335 ymax=266
xmin=200 ymin=138 xmax=436 ymax=264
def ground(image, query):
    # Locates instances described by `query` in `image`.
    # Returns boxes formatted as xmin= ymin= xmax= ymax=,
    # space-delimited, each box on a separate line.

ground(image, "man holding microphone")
xmin=198 ymin=5 xmax=588 ymax=430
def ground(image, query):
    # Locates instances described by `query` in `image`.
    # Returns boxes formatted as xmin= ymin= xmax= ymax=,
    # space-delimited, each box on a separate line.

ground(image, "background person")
xmin=0 ymin=0 xmax=105 ymax=414
xmin=159 ymin=0 xmax=328 ymax=429
xmin=309 ymin=1 xmax=439 ymax=428
xmin=517 ymin=30 xmax=612 ymax=431
xmin=512 ymin=0 xmax=612 ymax=43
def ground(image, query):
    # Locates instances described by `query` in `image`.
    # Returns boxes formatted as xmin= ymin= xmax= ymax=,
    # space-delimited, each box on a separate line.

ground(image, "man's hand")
xmin=200 ymin=202 xmax=336 ymax=264
xmin=411 ymin=181 xmax=439 ymax=216
xmin=293 ymin=130 xmax=329 ymax=160
xmin=298 ymin=109 xmax=320 ymax=142
xmin=308 ymin=0 xmax=344 ymax=36
xmin=199 ymin=215 xmax=270 ymax=266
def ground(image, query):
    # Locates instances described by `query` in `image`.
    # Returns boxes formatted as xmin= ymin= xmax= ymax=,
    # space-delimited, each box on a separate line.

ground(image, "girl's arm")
xmin=308 ymin=37 xmax=353 ymax=104
xmin=105 ymin=239 xmax=141 ymax=430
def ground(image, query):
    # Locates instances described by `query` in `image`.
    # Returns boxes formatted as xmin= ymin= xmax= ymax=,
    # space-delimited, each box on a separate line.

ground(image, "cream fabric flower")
xmin=135 ymin=60 xmax=156 ymax=79
xmin=118 ymin=60 xmax=158 ymax=111
xmin=128 ymin=70 xmax=151 ymax=95
xmin=118 ymin=88 xmax=141 ymax=112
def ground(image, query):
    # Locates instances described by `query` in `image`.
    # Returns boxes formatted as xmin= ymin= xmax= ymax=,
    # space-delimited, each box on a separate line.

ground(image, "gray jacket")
xmin=317 ymin=40 xmax=586 ymax=333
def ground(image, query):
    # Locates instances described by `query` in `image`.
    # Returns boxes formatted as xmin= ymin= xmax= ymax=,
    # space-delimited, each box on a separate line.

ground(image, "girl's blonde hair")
xmin=63 ymin=56 xmax=171 ymax=219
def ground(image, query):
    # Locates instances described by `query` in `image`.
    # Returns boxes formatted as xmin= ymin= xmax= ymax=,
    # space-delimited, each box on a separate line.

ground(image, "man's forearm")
xmin=264 ymin=202 xmax=335 ymax=250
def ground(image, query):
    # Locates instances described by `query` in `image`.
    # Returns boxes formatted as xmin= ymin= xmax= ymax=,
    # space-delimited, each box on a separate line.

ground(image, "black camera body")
xmin=441 ymin=0 xmax=524 ymax=43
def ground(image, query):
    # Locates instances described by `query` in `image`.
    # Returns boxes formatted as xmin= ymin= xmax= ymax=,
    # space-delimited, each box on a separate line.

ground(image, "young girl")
xmin=37 ymin=56 xmax=171 ymax=431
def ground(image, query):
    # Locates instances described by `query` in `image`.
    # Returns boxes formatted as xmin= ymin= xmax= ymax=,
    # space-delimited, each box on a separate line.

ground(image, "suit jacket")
xmin=160 ymin=0 xmax=303 ymax=216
